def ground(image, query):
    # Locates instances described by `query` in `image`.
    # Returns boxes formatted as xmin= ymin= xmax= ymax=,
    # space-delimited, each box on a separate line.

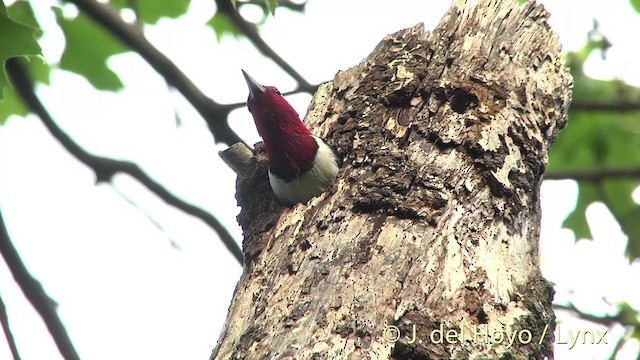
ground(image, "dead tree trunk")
xmin=214 ymin=0 xmax=571 ymax=358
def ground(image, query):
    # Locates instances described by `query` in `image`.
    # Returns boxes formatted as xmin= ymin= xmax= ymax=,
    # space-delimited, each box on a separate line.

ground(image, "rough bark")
xmin=213 ymin=0 xmax=571 ymax=359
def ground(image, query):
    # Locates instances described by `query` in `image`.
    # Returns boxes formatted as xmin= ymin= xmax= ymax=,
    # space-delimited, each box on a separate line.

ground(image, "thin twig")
xmin=0 ymin=292 xmax=22 ymax=360
xmin=64 ymin=0 xmax=243 ymax=146
xmin=609 ymin=337 xmax=626 ymax=360
xmin=215 ymin=0 xmax=315 ymax=92
xmin=0 ymin=209 xmax=79 ymax=360
xmin=553 ymin=302 xmax=637 ymax=327
xmin=110 ymin=185 xmax=183 ymax=250
xmin=6 ymin=58 xmax=243 ymax=264
xmin=221 ymin=85 xmax=322 ymax=113
xmin=545 ymin=167 xmax=640 ymax=181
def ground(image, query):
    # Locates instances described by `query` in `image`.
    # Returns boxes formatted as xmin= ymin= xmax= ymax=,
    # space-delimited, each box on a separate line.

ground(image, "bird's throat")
xmin=263 ymin=132 xmax=318 ymax=182
xmin=249 ymin=94 xmax=319 ymax=182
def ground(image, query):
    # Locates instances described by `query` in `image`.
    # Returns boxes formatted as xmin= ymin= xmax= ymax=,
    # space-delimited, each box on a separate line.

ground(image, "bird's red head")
xmin=242 ymin=70 xmax=318 ymax=180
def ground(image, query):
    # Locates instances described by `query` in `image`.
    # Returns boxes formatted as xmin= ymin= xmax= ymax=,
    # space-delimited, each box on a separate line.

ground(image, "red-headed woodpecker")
xmin=242 ymin=70 xmax=340 ymax=206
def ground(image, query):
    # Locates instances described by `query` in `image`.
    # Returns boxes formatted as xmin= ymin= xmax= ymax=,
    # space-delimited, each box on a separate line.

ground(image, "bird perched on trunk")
xmin=242 ymin=70 xmax=340 ymax=206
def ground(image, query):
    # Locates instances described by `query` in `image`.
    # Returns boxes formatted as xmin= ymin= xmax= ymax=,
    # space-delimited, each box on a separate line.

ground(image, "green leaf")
xmin=551 ymin=111 xmax=640 ymax=253
xmin=8 ymin=1 xmax=49 ymax=85
xmin=0 ymin=1 xmax=42 ymax=100
xmin=109 ymin=0 xmax=191 ymax=25
xmin=562 ymin=182 xmax=598 ymax=240
xmin=550 ymin=42 xmax=640 ymax=257
xmin=0 ymin=2 xmax=46 ymax=123
xmin=0 ymin=58 xmax=48 ymax=125
xmin=625 ymin=208 xmax=640 ymax=258
xmin=7 ymin=0 xmax=40 ymax=31
xmin=619 ymin=302 xmax=640 ymax=326
xmin=606 ymin=181 xmax=640 ymax=258
xmin=207 ymin=11 xmax=241 ymax=42
xmin=631 ymin=0 xmax=640 ymax=13
xmin=24 ymin=55 xmax=50 ymax=85
xmin=7 ymin=1 xmax=42 ymax=28
xmin=231 ymin=0 xmax=238 ymax=9
xmin=266 ymin=0 xmax=277 ymax=15
xmin=0 ymin=85 xmax=28 ymax=125
xmin=566 ymin=41 xmax=640 ymax=105
xmin=55 ymin=7 xmax=127 ymax=91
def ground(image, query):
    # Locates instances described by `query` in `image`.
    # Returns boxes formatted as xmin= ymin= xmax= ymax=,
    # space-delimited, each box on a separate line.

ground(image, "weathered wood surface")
xmin=213 ymin=0 xmax=571 ymax=358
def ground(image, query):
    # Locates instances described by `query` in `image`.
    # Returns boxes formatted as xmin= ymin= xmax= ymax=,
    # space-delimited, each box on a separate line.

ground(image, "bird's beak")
xmin=242 ymin=69 xmax=266 ymax=98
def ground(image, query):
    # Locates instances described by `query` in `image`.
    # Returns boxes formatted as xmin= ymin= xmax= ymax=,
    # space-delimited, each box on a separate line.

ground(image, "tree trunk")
xmin=213 ymin=0 xmax=571 ymax=358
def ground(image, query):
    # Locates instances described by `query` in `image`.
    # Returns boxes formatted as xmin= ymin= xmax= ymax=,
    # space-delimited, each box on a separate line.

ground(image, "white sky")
xmin=0 ymin=0 xmax=639 ymax=359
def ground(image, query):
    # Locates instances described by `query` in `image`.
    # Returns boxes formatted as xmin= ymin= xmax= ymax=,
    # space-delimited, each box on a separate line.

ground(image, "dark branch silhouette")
xmin=553 ymin=301 xmax=636 ymax=359
xmin=220 ymin=85 xmax=322 ymax=113
xmin=0 ymin=209 xmax=79 ymax=360
xmin=239 ymin=0 xmax=308 ymax=12
xmin=571 ymin=101 xmax=640 ymax=112
xmin=0 ymin=292 xmax=22 ymax=360
xmin=554 ymin=301 xmax=630 ymax=360
xmin=545 ymin=167 xmax=640 ymax=181
xmin=553 ymin=302 xmax=638 ymax=327
xmin=6 ymin=58 xmax=243 ymax=265
xmin=215 ymin=0 xmax=316 ymax=92
xmin=65 ymin=0 xmax=243 ymax=146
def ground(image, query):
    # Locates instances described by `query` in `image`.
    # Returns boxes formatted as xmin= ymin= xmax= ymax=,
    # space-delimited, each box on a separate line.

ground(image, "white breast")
xmin=268 ymin=136 xmax=340 ymax=206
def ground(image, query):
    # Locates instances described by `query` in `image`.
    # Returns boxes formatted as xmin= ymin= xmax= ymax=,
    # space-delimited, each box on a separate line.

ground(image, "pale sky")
xmin=0 ymin=0 xmax=639 ymax=359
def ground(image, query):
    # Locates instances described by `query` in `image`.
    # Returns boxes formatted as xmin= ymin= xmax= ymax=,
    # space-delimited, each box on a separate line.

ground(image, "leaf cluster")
xmin=0 ymin=0 xmax=295 ymax=123
xmin=549 ymin=36 xmax=640 ymax=258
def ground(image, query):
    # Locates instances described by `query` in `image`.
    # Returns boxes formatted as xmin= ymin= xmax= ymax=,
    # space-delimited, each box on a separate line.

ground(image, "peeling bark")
xmin=213 ymin=0 xmax=571 ymax=359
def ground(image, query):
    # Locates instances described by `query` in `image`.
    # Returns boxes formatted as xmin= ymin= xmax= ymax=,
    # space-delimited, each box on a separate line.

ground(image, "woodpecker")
xmin=242 ymin=70 xmax=340 ymax=206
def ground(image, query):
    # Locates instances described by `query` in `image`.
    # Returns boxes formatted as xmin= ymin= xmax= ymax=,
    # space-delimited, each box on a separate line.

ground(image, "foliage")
xmin=0 ymin=0 xmax=293 ymax=124
xmin=207 ymin=11 xmax=242 ymax=42
xmin=55 ymin=7 xmax=128 ymax=90
xmin=110 ymin=0 xmax=192 ymax=24
xmin=265 ymin=0 xmax=277 ymax=15
xmin=548 ymin=37 xmax=640 ymax=258
xmin=0 ymin=0 xmax=41 ymax=111
xmin=0 ymin=1 xmax=639 ymax=359
xmin=208 ymin=0 xmax=282 ymax=42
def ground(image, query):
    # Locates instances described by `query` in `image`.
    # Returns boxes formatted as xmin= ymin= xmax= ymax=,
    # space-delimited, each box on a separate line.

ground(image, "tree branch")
xmin=239 ymin=0 xmax=308 ymax=12
xmin=215 ymin=0 xmax=315 ymax=92
xmin=553 ymin=302 xmax=637 ymax=327
xmin=0 ymin=209 xmax=79 ymax=360
xmin=545 ymin=167 xmax=640 ymax=181
xmin=554 ymin=302 xmax=633 ymax=360
xmin=218 ymin=84 xmax=322 ymax=113
xmin=6 ymin=58 xmax=243 ymax=265
xmin=64 ymin=0 xmax=243 ymax=146
xmin=0 ymin=292 xmax=22 ymax=360
xmin=571 ymin=101 xmax=640 ymax=112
